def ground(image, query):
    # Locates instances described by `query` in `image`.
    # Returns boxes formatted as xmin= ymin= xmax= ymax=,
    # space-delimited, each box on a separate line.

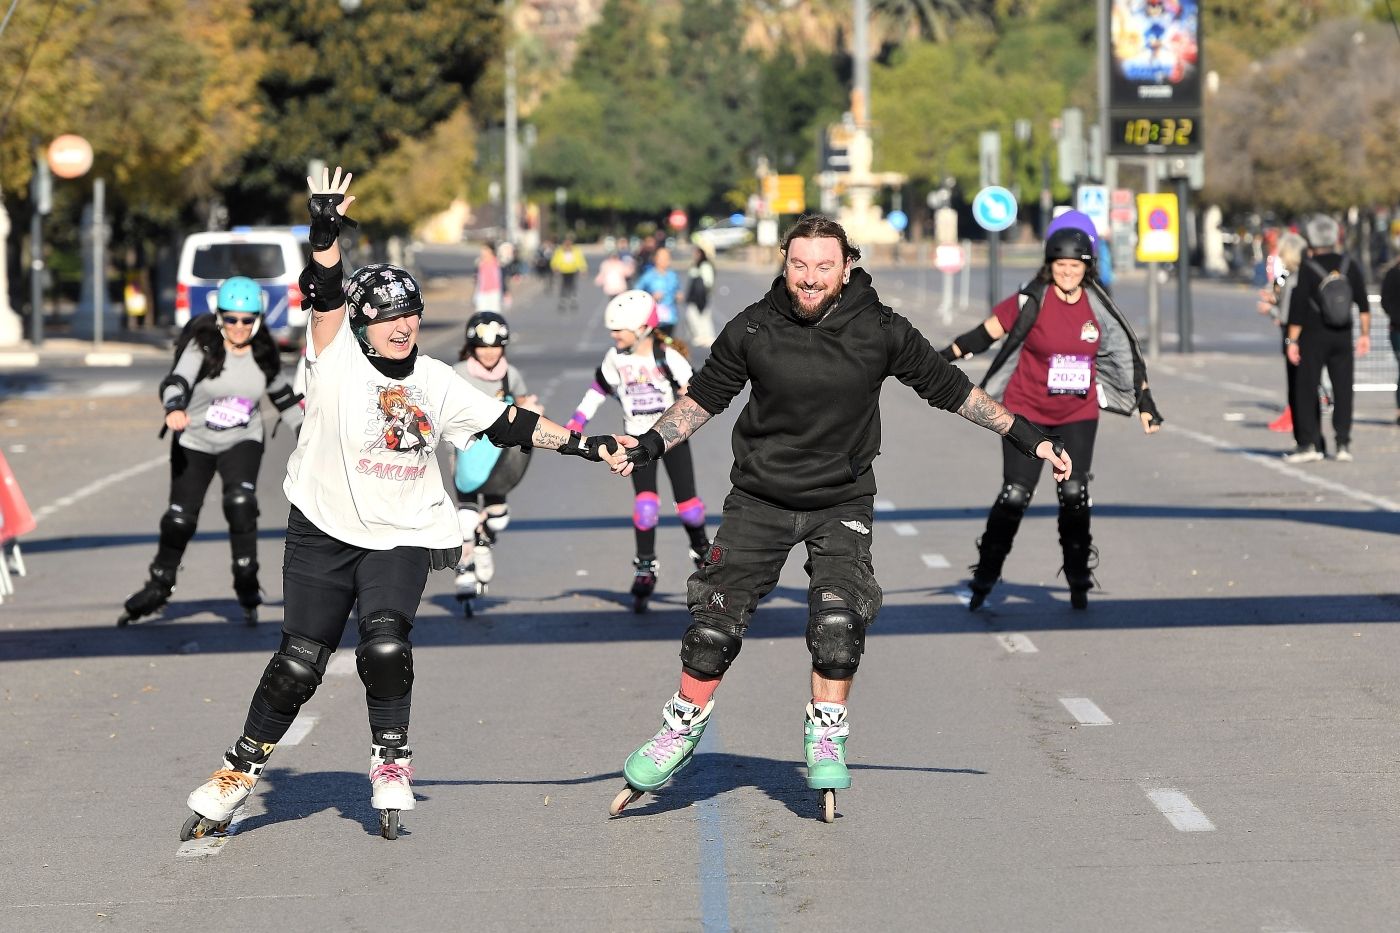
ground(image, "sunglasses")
xmin=221 ymin=315 xmax=257 ymax=326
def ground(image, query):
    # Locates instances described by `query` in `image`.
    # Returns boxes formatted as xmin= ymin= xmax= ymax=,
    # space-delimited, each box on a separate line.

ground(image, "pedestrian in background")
xmin=634 ymin=246 xmax=683 ymax=337
xmin=1379 ymin=255 xmax=1400 ymax=426
xmin=1283 ymin=215 xmax=1371 ymax=463
xmin=473 ymin=242 xmax=503 ymax=313
xmin=595 ymin=246 xmax=633 ymax=301
xmin=685 ymin=241 xmax=717 ymax=347
xmin=1256 ymin=231 xmax=1308 ymax=439
xmin=550 ymin=235 xmax=588 ymax=312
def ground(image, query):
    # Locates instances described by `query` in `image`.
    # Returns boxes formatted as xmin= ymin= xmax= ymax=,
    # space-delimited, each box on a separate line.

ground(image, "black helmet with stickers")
xmin=345 ymin=263 xmax=424 ymax=340
xmin=1044 ymin=227 xmax=1095 ymax=266
xmin=465 ymin=311 xmax=510 ymax=348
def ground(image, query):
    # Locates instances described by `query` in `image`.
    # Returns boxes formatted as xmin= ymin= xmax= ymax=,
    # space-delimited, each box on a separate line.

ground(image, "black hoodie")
xmin=687 ymin=267 xmax=972 ymax=510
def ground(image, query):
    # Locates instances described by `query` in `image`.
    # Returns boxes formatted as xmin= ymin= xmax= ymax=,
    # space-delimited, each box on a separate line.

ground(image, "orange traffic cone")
xmin=0 ymin=451 xmax=36 ymax=543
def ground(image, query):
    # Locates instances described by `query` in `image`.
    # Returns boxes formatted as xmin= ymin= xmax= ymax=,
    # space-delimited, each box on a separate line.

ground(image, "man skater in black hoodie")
xmin=606 ymin=215 xmax=1070 ymax=821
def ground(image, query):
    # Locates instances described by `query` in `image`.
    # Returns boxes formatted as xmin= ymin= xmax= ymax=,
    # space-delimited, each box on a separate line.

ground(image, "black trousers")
xmin=1293 ymin=329 xmax=1354 ymax=449
xmin=685 ymin=489 xmax=883 ymax=642
xmin=629 ymin=440 xmax=706 ymax=559
xmin=157 ymin=440 xmax=263 ymax=570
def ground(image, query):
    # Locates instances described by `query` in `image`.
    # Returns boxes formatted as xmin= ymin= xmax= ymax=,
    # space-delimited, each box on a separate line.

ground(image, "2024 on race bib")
xmin=205 ymin=395 xmax=256 ymax=430
xmin=1046 ymin=354 xmax=1091 ymax=396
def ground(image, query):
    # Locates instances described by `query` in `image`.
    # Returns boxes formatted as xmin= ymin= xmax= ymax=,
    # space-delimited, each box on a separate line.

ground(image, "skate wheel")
xmin=380 ymin=809 xmax=399 ymax=840
xmin=179 ymin=812 xmax=228 ymax=841
xmin=462 ymin=600 xmax=474 ymax=618
xmin=609 ymin=786 xmax=643 ymax=816
xmin=821 ymin=789 xmax=836 ymax=824
xmin=116 ymin=613 xmax=131 ymax=628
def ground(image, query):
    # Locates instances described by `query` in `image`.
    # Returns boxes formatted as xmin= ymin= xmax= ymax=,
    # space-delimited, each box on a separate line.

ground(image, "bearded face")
xmin=782 ymin=236 xmax=850 ymax=322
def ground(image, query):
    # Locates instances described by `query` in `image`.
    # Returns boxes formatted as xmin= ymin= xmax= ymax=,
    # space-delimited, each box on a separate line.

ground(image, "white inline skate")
xmin=370 ymin=742 xmax=415 ymax=840
xmin=180 ymin=739 xmax=270 ymax=840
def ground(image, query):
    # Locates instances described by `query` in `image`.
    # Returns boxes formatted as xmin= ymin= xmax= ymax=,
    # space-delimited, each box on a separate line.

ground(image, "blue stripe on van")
xmin=189 ymin=284 xmax=290 ymax=331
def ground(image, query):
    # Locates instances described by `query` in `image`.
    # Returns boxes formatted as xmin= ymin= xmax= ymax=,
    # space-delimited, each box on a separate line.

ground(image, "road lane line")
xmin=31 ymin=454 xmax=167 ymax=524
xmin=873 ymin=499 xmax=896 ymax=512
xmin=1059 ymin=697 xmax=1113 ymax=725
xmin=920 ymin=553 xmax=950 ymax=569
xmin=693 ymin=723 xmax=732 ymax=933
xmin=892 ymin=523 xmax=918 ymax=537
xmin=994 ymin=634 xmax=1038 ymax=653
xmin=90 ymin=379 xmax=143 ymax=397
xmin=326 ymin=653 xmax=356 ymax=677
xmin=1145 ymin=788 xmax=1216 ymax=832
xmin=1165 ymin=424 xmax=1400 ymax=512
xmin=279 ymin=715 xmax=318 ymax=746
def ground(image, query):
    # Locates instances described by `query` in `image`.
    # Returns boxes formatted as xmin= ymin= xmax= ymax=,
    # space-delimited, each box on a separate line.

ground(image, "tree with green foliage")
xmin=224 ymin=0 xmax=500 ymax=234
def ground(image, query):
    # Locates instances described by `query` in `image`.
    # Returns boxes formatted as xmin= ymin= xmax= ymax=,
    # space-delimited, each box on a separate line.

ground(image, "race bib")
xmin=205 ymin=395 xmax=256 ymax=430
xmin=1046 ymin=354 xmax=1091 ymax=396
xmin=625 ymin=381 xmax=666 ymax=416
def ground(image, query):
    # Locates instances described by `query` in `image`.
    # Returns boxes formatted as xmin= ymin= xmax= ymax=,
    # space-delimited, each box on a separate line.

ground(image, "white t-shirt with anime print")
xmin=284 ymin=314 xmax=508 ymax=550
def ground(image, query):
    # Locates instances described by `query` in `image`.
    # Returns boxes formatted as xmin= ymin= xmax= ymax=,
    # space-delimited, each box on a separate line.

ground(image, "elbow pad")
xmin=299 ymin=257 xmax=346 ymax=312
xmin=952 ymin=323 xmax=996 ymax=358
xmin=159 ymin=374 xmax=190 ymax=412
xmin=483 ymin=405 xmax=540 ymax=449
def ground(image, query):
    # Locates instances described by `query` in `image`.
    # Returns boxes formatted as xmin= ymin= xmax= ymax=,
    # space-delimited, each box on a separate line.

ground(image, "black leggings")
xmin=156 ymin=440 xmax=263 ymax=570
xmin=630 ymin=440 xmax=707 ymax=559
xmin=1000 ymin=418 xmax=1098 ymax=491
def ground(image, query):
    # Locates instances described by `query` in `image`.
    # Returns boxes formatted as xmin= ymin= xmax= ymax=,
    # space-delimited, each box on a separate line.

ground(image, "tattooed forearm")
xmin=653 ymin=396 xmax=713 ymax=451
xmin=532 ymin=420 xmax=571 ymax=450
xmin=957 ymin=387 xmax=1015 ymax=434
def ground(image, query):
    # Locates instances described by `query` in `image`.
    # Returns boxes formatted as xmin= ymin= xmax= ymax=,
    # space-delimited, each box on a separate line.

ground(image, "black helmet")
xmin=1044 ymin=227 xmax=1095 ymax=265
xmin=345 ymin=263 xmax=424 ymax=336
xmin=465 ymin=311 xmax=510 ymax=347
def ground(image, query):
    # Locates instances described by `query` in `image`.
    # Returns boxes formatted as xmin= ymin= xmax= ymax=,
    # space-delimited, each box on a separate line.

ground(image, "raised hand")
xmin=306 ymin=165 xmax=358 ymax=251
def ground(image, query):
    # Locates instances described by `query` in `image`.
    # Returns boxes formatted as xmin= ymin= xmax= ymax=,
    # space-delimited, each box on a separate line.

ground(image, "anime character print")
xmin=369 ymin=384 xmax=435 ymax=454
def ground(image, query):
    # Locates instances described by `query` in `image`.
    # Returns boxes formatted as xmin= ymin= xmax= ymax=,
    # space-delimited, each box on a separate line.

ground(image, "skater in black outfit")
xmin=606 ymin=215 xmax=1070 ymax=821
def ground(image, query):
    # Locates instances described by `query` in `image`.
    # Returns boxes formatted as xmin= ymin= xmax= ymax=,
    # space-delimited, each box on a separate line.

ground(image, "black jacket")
xmin=1287 ymin=251 xmax=1369 ymax=333
xmin=686 ymin=268 xmax=972 ymax=510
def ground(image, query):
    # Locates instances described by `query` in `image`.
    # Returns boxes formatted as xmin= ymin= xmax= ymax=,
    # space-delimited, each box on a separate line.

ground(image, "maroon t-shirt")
xmin=993 ymin=288 xmax=1102 ymax=425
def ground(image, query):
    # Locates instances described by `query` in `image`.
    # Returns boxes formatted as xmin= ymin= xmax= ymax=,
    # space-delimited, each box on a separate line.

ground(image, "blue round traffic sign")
xmin=972 ymin=185 xmax=1018 ymax=233
xmin=887 ymin=210 xmax=908 ymax=233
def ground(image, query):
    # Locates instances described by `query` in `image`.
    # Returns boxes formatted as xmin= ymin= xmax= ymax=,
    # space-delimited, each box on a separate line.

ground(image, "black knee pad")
xmin=1057 ymin=475 xmax=1090 ymax=513
xmin=679 ymin=621 xmax=743 ymax=678
xmin=356 ymin=610 xmax=414 ymax=700
xmin=222 ymin=486 xmax=259 ymax=534
xmin=258 ymin=634 xmax=331 ymax=715
xmin=159 ymin=507 xmax=198 ymax=550
xmin=994 ymin=482 xmax=1033 ymax=513
xmin=806 ymin=608 xmax=865 ymax=679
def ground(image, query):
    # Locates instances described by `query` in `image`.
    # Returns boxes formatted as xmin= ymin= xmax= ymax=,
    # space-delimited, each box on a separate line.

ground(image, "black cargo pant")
xmin=685 ymin=489 xmax=883 ymax=646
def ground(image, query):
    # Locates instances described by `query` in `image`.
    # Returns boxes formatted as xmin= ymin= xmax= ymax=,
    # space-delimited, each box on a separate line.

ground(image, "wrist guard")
xmin=1005 ymin=413 xmax=1062 ymax=461
xmin=938 ymin=345 xmax=957 ymax=362
xmin=951 ymin=323 xmax=995 ymax=358
xmin=624 ymin=429 xmax=666 ymax=467
xmin=299 ymin=257 xmax=346 ymax=313
xmin=307 ymin=193 xmax=359 ymax=250
xmin=158 ymin=373 xmax=190 ymax=412
xmin=1137 ymin=387 xmax=1164 ymax=426
xmin=558 ymin=432 xmax=618 ymax=462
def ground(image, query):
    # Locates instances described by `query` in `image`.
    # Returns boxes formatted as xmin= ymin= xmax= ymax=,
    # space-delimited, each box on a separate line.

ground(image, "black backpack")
xmin=1306 ymin=256 xmax=1355 ymax=329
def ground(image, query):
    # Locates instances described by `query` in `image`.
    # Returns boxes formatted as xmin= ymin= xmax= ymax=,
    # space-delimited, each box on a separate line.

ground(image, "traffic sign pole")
xmin=988 ymin=231 xmax=1000 ymax=312
xmin=1175 ymin=172 xmax=1192 ymax=353
xmin=1146 ymin=156 xmax=1159 ymax=359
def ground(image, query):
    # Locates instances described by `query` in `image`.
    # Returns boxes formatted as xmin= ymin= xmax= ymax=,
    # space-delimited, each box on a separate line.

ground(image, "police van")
xmin=175 ymin=227 xmax=313 ymax=350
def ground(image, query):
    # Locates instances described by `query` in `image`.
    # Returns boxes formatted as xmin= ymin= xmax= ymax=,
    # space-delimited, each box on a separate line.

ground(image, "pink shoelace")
xmin=371 ymin=761 xmax=415 ymax=784
xmin=812 ymin=727 xmax=842 ymax=763
xmin=644 ymin=729 xmax=686 ymax=766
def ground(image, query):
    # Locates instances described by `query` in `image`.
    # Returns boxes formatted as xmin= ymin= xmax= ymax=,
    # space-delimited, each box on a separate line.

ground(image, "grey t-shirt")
xmin=163 ymin=346 xmax=297 ymax=454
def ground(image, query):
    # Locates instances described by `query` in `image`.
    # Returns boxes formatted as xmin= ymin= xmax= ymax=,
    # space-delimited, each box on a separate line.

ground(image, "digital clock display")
xmin=1109 ymin=115 xmax=1201 ymax=154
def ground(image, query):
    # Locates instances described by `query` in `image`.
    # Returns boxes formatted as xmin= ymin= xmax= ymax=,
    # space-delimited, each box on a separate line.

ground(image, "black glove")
xmin=1005 ymin=413 xmax=1064 ymax=461
xmin=307 ymin=193 xmax=359 ymax=250
xmin=558 ymin=431 xmax=619 ymax=462
xmin=1138 ymin=387 xmax=1164 ymax=427
xmin=428 ymin=546 xmax=462 ymax=573
xmin=938 ymin=345 xmax=958 ymax=362
xmin=624 ymin=429 xmax=667 ymax=467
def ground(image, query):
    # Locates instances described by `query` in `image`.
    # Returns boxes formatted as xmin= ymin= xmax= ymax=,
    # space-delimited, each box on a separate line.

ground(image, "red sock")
xmin=679 ymin=671 xmax=720 ymax=705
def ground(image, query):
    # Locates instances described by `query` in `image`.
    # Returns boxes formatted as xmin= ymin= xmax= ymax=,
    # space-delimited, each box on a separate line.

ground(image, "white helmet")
xmin=604 ymin=289 xmax=658 ymax=338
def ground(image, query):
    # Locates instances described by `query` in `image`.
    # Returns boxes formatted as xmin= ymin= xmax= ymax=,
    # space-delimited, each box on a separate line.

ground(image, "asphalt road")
xmin=2 ymin=249 xmax=1398 ymax=932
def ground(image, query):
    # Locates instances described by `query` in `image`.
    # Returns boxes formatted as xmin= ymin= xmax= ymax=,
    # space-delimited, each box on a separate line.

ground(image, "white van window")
xmin=192 ymin=243 xmax=287 ymax=280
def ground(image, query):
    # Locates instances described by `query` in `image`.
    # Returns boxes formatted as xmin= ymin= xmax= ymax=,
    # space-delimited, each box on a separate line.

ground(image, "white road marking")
xmin=31 ymin=454 xmax=167 ymax=524
xmin=90 ymin=379 xmax=143 ymax=397
xmin=279 ymin=715 xmax=318 ymax=746
xmin=1166 ymin=424 xmax=1400 ymax=512
xmin=873 ymin=499 xmax=896 ymax=512
xmin=994 ymin=633 xmax=1038 ymax=653
xmin=326 ymin=653 xmax=357 ymax=677
xmin=892 ymin=523 xmax=918 ymax=537
xmin=175 ymin=808 xmax=250 ymax=858
xmin=1145 ymin=788 xmax=1216 ymax=832
xmin=920 ymin=553 xmax=950 ymax=569
xmin=1059 ymin=697 xmax=1113 ymax=725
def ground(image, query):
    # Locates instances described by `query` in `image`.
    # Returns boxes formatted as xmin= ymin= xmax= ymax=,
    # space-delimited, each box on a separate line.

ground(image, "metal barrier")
xmin=1357 ymin=295 xmax=1398 ymax=393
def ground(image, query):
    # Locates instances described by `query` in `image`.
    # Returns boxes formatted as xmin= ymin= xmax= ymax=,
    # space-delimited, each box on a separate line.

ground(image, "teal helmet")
xmin=215 ymin=276 xmax=265 ymax=345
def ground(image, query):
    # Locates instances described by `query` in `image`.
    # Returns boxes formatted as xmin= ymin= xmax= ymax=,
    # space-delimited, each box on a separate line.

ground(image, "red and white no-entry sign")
xmin=47 ymin=135 xmax=94 ymax=179
xmin=934 ymin=244 xmax=965 ymax=274
xmin=668 ymin=209 xmax=687 ymax=229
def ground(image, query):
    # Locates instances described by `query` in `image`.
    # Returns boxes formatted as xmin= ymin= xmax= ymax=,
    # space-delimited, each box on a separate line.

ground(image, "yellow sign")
xmin=762 ymin=174 xmax=806 ymax=215
xmin=1135 ymin=193 xmax=1179 ymax=263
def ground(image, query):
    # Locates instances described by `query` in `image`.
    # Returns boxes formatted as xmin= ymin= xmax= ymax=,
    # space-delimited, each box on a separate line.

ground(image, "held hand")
xmin=613 ymin=434 xmax=639 ymax=476
xmin=1286 ymin=343 xmax=1301 ymax=366
xmin=599 ymin=436 xmax=629 ymax=470
xmin=1356 ymin=334 xmax=1371 ymax=357
xmin=165 ymin=410 xmax=189 ymax=433
xmin=1036 ymin=440 xmax=1072 ymax=482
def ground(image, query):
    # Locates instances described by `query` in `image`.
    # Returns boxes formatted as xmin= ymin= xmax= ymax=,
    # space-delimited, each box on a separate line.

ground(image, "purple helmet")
xmin=1045 ymin=209 xmax=1098 ymax=248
